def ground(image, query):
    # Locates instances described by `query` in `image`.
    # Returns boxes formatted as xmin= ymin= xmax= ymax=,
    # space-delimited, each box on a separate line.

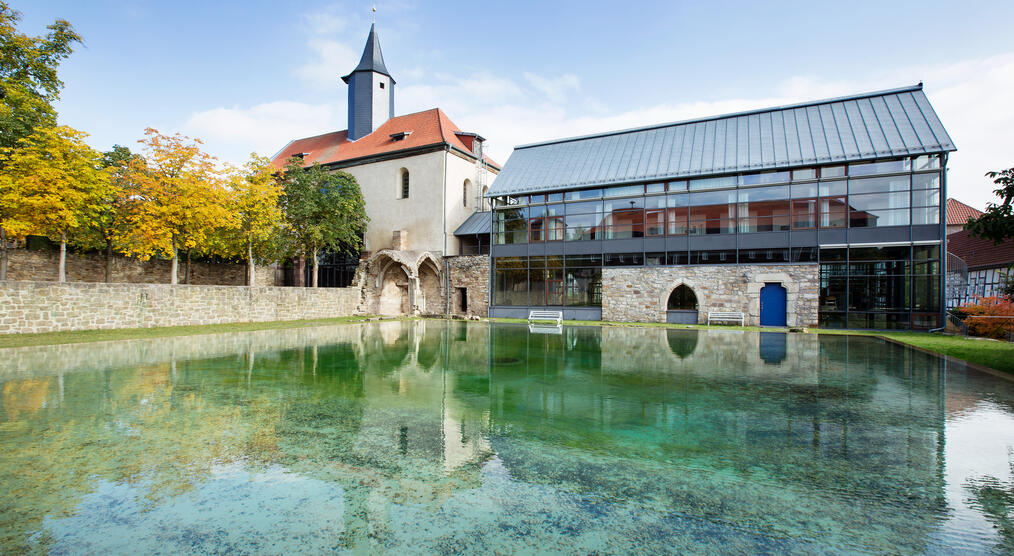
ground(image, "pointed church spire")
xmin=341 ymin=24 xmax=394 ymax=84
xmin=343 ymin=24 xmax=396 ymax=141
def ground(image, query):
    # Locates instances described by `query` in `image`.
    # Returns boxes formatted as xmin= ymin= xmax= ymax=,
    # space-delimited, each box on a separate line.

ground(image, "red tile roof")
xmin=948 ymin=229 xmax=1014 ymax=270
xmin=947 ymin=198 xmax=983 ymax=226
xmin=270 ymin=108 xmax=500 ymax=170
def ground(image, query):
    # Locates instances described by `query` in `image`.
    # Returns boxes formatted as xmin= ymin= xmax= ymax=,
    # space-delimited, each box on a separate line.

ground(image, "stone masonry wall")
xmin=5 ymin=249 xmax=276 ymax=286
xmin=0 ymin=281 xmax=360 ymax=334
xmin=601 ymin=264 xmax=819 ymax=327
xmin=446 ymin=255 xmax=489 ymax=317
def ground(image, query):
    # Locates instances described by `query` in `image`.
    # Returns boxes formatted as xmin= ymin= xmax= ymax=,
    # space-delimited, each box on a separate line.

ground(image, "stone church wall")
xmin=601 ymin=264 xmax=819 ymax=327
xmin=5 ymin=248 xmax=276 ymax=286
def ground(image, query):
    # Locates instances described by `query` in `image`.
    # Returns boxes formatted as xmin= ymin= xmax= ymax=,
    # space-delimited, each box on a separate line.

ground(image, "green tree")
xmin=69 ymin=145 xmax=141 ymax=282
xmin=222 ymin=154 xmax=284 ymax=286
xmin=0 ymin=125 xmax=108 ymax=282
xmin=966 ymin=167 xmax=1014 ymax=298
xmin=0 ymin=2 xmax=81 ymax=153
xmin=280 ymin=160 xmax=368 ymax=287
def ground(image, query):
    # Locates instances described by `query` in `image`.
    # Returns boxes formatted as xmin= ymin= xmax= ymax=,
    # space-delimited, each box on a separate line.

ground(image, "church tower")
xmin=342 ymin=24 xmax=395 ymax=141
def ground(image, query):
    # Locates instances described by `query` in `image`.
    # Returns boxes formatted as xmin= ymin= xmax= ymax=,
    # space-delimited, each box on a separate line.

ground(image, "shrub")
xmin=962 ymin=296 xmax=1014 ymax=340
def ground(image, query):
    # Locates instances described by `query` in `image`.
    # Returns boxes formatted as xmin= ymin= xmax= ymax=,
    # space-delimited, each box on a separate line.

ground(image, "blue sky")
xmin=17 ymin=0 xmax=1014 ymax=208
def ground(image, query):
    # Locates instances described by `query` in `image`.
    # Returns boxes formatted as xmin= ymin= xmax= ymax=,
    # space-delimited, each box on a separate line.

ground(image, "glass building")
xmin=485 ymin=85 xmax=954 ymax=329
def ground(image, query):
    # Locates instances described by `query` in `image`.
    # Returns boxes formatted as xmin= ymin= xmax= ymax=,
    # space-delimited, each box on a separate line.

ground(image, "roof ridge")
xmin=514 ymin=83 xmax=926 ymax=150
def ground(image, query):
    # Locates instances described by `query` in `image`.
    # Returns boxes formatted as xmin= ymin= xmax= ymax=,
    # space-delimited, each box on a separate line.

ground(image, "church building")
xmin=271 ymin=24 xmax=499 ymax=316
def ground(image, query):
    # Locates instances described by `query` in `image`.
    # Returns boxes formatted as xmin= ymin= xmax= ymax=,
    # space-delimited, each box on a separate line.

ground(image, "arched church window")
xmin=463 ymin=179 xmax=471 ymax=207
xmin=400 ymin=169 xmax=409 ymax=199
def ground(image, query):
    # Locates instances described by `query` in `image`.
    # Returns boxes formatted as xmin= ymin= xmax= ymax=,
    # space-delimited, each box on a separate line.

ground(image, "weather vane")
xmin=372 ymin=3 xmax=376 ymax=23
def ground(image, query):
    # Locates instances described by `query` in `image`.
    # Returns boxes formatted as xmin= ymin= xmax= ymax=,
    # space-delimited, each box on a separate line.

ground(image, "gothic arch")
xmin=659 ymin=280 xmax=703 ymax=312
xmin=667 ymin=284 xmax=698 ymax=310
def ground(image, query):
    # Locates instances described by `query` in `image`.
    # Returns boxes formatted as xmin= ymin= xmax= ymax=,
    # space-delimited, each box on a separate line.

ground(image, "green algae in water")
xmin=1 ymin=321 xmax=1014 ymax=553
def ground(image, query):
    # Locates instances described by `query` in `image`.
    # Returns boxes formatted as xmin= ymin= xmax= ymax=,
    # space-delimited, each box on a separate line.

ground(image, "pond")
xmin=1 ymin=321 xmax=1014 ymax=554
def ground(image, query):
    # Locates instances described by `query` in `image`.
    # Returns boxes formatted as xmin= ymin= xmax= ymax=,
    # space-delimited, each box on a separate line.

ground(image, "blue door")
xmin=759 ymin=283 xmax=787 ymax=327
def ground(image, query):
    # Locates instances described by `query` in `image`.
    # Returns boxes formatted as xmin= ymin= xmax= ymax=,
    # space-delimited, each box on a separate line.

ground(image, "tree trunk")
xmin=311 ymin=248 xmax=319 ymax=288
xmin=58 ymin=233 xmax=67 ymax=283
xmin=247 ymin=239 xmax=255 ymax=287
xmin=105 ymin=239 xmax=113 ymax=283
xmin=184 ymin=249 xmax=192 ymax=284
xmin=170 ymin=242 xmax=178 ymax=285
xmin=0 ymin=225 xmax=7 ymax=281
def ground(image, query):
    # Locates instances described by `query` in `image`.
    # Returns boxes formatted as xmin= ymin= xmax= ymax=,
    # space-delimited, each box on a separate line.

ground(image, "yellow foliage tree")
xmin=0 ymin=125 xmax=108 ymax=282
xmin=120 ymin=128 xmax=231 ymax=284
xmin=223 ymin=154 xmax=283 ymax=286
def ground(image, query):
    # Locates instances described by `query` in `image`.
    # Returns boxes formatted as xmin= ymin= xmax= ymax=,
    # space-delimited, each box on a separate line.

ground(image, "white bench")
xmin=707 ymin=311 xmax=745 ymax=326
xmin=528 ymin=310 xmax=563 ymax=325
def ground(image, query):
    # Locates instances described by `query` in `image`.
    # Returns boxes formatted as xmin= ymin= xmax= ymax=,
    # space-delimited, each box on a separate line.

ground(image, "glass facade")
xmin=819 ymin=244 xmax=942 ymax=330
xmin=490 ymin=155 xmax=945 ymax=329
xmin=493 ymin=156 xmax=942 ymax=245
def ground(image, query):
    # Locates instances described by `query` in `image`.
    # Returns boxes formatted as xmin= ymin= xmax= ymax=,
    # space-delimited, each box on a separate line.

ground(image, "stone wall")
xmin=0 ymin=281 xmax=360 ymax=334
xmin=446 ymin=255 xmax=489 ymax=317
xmin=601 ymin=264 xmax=819 ymax=327
xmin=5 ymin=248 xmax=276 ymax=286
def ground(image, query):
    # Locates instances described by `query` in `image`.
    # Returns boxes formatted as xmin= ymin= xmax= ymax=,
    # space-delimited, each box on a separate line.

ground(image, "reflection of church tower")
xmin=342 ymin=24 xmax=395 ymax=141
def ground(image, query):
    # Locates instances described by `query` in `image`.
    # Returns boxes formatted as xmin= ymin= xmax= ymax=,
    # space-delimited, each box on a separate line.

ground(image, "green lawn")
xmin=821 ymin=330 xmax=1014 ymax=376
xmin=2 ymin=315 xmax=1012 ymax=377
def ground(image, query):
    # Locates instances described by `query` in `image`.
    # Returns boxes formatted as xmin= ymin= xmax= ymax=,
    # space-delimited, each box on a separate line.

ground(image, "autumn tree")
xmin=280 ymin=160 xmax=368 ymax=287
xmin=222 ymin=154 xmax=283 ymax=286
xmin=68 ymin=145 xmax=141 ymax=282
xmin=0 ymin=125 xmax=108 ymax=282
xmin=0 ymin=2 xmax=81 ymax=153
xmin=120 ymin=128 xmax=231 ymax=285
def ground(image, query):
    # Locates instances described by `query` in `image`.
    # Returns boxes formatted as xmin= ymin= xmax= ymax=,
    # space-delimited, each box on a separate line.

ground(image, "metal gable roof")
xmin=488 ymin=85 xmax=955 ymax=196
xmin=453 ymin=211 xmax=491 ymax=236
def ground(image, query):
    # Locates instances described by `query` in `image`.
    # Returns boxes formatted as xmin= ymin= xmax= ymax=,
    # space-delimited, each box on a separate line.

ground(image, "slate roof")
xmin=342 ymin=24 xmax=393 ymax=83
xmin=270 ymin=108 xmax=500 ymax=170
xmin=948 ymin=229 xmax=1014 ymax=270
xmin=946 ymin=198 xmax=983 ymax=226
xmin=453 ymin=211 xmax=491 ymax=236
xmin=489 ymin=84 xmax=955 ymax=196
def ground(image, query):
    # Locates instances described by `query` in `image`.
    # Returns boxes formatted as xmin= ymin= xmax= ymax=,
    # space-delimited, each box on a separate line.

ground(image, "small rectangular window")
xmin=379 ymin=82 xmax=385 ymax=89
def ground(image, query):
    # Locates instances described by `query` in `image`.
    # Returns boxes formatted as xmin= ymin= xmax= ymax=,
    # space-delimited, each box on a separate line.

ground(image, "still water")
xmin=1 ymin=321 xmax=1014 ymax=554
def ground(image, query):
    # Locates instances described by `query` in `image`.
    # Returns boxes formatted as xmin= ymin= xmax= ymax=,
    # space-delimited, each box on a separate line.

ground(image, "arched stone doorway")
xmin=416 ymin=258 xmax=442 ymax=315
xmin=376 ymin=259 xmax=411 ymax=315
xmin=666 ymin=284 xmax=699 ymax=324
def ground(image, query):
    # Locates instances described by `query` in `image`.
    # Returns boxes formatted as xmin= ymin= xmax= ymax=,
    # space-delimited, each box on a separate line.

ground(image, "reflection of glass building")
xmin=486 ymin=85 xmax=953 ymax=329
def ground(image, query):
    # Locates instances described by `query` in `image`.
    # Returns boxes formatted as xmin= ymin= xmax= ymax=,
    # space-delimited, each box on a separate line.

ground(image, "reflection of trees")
xmin=965 ymin=451 xmax=1014 ymax=553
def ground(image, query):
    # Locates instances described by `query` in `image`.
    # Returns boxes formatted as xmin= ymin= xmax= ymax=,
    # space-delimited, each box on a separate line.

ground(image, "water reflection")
xmin=758 ymin=331 xmax=787 ymax=364
xmin=0 ymin=321 xmax=1012 ymax=553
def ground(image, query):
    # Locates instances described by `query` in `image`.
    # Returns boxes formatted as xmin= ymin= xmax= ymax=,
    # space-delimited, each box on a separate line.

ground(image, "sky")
xmin=16 ymin=0 xmax=1014 ymax=210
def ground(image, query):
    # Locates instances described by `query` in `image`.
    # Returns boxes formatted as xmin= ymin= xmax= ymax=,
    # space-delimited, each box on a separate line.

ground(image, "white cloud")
xmin=291 ymin=6 xmax=369 ymax=91
xmin=182 ymin=101 xmax=337 ymax=163
xmin=523 ymin=73 xmax=581 ymax=104
xmin=293 ymin=37 xmax=361 ymax=91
